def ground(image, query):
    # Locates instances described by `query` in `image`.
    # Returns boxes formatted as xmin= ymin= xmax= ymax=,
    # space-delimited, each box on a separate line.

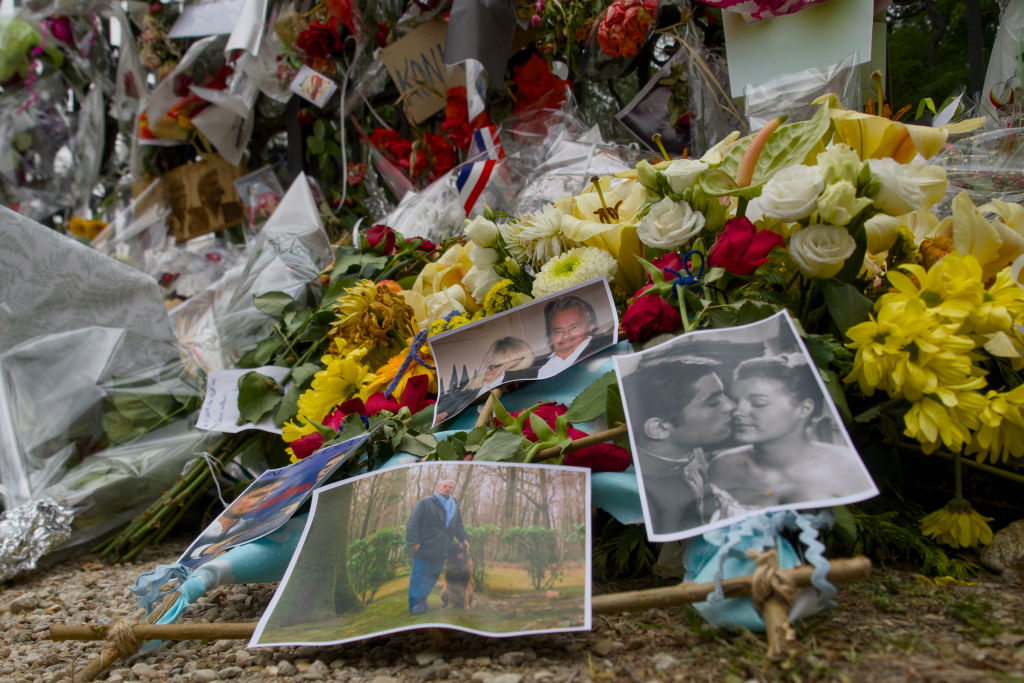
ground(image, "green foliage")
xmin=503 ymin=526 xmax=562 ymax=590
xmin=564 ymin=371 xmax=618 ymax=423
xmin=826 ymin=505 xmax=980 ymax=580
xmin=237 ymin=371 xmax=284 ymax=424
xmin=592 ymin=519 xmax=656 ymax=581
xmin=887 ymin=0 xmax=1000 ymax=113
xmin=347 ymin=526 xmax=405 ymax=605
xmin=466 ymin=523 xmax=500 ymax=592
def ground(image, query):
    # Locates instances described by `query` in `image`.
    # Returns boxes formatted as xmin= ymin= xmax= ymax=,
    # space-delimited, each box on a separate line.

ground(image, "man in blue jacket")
xmin=406 ymin=479 xmax=469 ymax=614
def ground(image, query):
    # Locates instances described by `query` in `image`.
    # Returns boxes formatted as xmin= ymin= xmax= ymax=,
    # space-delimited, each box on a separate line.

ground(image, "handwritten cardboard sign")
xmin=380 ymin=18 xmax=464 ymax=124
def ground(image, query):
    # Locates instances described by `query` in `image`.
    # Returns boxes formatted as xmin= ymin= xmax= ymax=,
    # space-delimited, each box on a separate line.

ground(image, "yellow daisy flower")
xmin=295 ymin=352 xmax=374 ymax=424
xmin=881 ymin=254 xmax=984 ymax=324
xmin=362 ymin=343 xmax=438 ymax=397
xmin=967 ymin=266 xmax=1024 ymax=335
xmin=969 ymin=386 xmax=1024 ymax=463
xmin=920 ymin=498 xmax=994 ymax=548
xmin=903 ymin=390 xmax=985 ymax=454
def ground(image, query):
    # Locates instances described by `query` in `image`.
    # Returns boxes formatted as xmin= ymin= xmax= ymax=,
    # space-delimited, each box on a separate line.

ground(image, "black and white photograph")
xmin=613 ymin=310 xmax=878 ymax=542
xmin=428 ymin=277 xmax=618 ymax=425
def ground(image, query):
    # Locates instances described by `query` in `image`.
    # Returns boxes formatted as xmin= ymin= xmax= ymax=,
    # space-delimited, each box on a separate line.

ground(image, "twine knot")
xmin=383 ymin=330 xmax=435 ymax=399
xmin=664 ymin=249 xmax=705 ymax=289
xmin=747 ymin=548 xmax=797 ymax=612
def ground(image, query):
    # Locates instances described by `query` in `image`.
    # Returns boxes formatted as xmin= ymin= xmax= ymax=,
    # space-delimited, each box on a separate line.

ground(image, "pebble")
xmin=415 ymin=651 xmax=441 ymax=666
xmin=7 ymin=595 xmax=38 ymax=614
xmin=982 ymin=520 xmax=1024 ymax=575
xmin=190 ymin=669 xmax=218 ymax=683
xmin=490 ymin=674 xmax=524 ymax=683
xmin=652 ymin=652 xmax=678 ymax=671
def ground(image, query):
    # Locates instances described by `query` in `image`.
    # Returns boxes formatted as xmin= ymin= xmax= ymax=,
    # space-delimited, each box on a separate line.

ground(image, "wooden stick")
xmin=52 ymin=557 xmax=871 ymax=644
xmin=590 ymin=556 xmax=870 ymax=613
xmin=474 ymin=389 xmax=502 ymax=428
xmin=533 ymin=424 xmax=628 ymax=461
xmin=759 ymin=551 xmax=795 ymax=657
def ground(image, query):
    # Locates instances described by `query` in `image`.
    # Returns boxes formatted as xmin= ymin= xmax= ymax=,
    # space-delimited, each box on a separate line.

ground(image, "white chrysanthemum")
xmin=531 ymin=246 xmax=617 ymax=298
xmin=505 ymin=203 xmax=578 ymax=268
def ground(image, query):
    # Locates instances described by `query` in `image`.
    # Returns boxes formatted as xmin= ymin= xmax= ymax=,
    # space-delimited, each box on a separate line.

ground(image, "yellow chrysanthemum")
xmin=967 ymin=266 xmax=1024 ymax=335
xmin=329 ymin=279 xmax=417 ymax=361
xmin=969 ymin=386 xmax=1024 ymax=463
xmin=362 ymin=344 xmax=437 ymax=397
xmin=880 ymin=254 xmax=984 ymax=324
xmin=920 ymin=498 xmax=994 ymax=548
xmin=67 ymin=216 xmax=108 ymax=240
xmin=845 ymin=299 xmax=982 ymax=400
xmin=903 ymin=390 xmax=985 ymax=453
xmin=295 ymin=352 xmax=374 ymax=424
xmin=482 ymin=279 xmax=532 ymax=316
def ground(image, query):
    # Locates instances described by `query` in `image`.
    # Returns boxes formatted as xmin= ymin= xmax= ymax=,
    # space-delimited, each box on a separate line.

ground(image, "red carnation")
xmin=620 ymin=286 xmax=682 ymax=344
xmin=512 ymin=54 xmax=569 ymax=112
xmin=289 ymin=432 xmax=324 ymax=460
xmin=707 ymin=216 xmax=785 ymax=275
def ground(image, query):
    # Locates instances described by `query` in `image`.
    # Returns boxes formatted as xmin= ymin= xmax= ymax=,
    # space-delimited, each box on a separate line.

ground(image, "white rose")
xmin=816 ymin=180 xmax=872 ymax=226
xmin=788 ymin=224 xmax=856 ymax=279
xmin=636 ymin=197 xmax=705 ymax=250
xmin=864 ymin=213 xmax=902 ymax=253
xmin=468 ymin=243 xmax=498 ymax=267
xmin=462 ymin=264 xmax=502 ymax=304
xmin=663 ymin=158 xmax=708 ymax=194
xmin=464 ymin=215 xmax=499 ymax=247
xmin=867 ymin=158 xmax=926 ymax=215
xmin=816 ymin=144 xmax=864 ymax=184
xmin=760 ymin=165 xmax=825 ymax=221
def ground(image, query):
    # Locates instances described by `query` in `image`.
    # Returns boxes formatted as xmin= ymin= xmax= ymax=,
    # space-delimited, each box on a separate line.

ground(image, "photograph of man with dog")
xmin=250 ymin=461 xmax=591 ymax=647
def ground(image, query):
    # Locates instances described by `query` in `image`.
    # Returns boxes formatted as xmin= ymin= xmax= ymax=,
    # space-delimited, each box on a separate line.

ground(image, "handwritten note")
xmin=380 ymin=18 xmax=464 ymax=124
xmin=196 ymin=366 xmax=291 ymax=434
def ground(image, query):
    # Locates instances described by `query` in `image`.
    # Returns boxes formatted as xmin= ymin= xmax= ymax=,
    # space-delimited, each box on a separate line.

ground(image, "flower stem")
xmin=953 ymin=449 xmax=963 ymax=500
xmin=652 ymin=134 xmax=671 ymax=162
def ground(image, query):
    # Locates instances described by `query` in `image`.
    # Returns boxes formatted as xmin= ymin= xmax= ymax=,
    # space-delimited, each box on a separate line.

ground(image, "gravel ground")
xmin=2 ymin=535 xmax=1024 ymax=682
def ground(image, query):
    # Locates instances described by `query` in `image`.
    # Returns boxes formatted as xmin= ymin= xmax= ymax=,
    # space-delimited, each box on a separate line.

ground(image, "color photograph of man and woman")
xmin=250 ymin=462 xmax=591 ymax=647
xmin=429 ymin=278 xmax=618 ymax=425
xmin=179 ymin=432 xmax=371 ymax=569
xmin=614 ymin=310 xmax=878 ymax=542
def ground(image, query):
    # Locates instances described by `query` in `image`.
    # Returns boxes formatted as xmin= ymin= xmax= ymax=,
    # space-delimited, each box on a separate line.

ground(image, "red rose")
xmin=649 ymin=252 xmax=685 ymax=282
xmin=597 ymin=0 xmax=657 ymax=59
xmin=620 ymin=287 xmax=682 ymax=344
xmin=707 ymin=217 xmax=785 ymax=275
xmin=364 ymin=375 xmax=435 ymax=416
xmin=46 ymin=16 xmax=75 ymax=44
xmin=289 ymin=432 xmax=324 ymax=460
xmin=507 ymin=403 xmax=630 ymax=471
xmin=365 ymin=224 xmax=397 ymax=254
xmin=563 ymin=442 xmax=631 ymax=471
xmin=408 ymin=237 xmax=437 ymax=252
xmin=297 ymin=23 xmax=341 ymax=58
xmin=510 ymin=403 xmax=567 ymax=440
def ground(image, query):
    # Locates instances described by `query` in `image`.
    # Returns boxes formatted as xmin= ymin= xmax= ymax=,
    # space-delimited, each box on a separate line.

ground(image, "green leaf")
xmin=407 ymin=403 xmax=435 ymax=432
xmin=398 ymin=433 xmax=437 ymax=457
xmin=720 ymin=105 xmax=831 ymax=187
xmin=528 ymin=413 xmax=556 ymax=443
xmin=491 ymin=392 xmax=516 ymax=428
xmin=436 ymin=440 xmax=460 ymax=461
xmin=272 ymin=362 xmax=321 ymax=426
xmin=237 ymin=371 xmax=283 ymax=424
xmin=831 ymin=505 xmax=858 ymax=553
xmin=565 ymin=371 xmax=618 ymax=423
xmin=307 ymin=137 xmax=325 ymax=154
xmin=253 ymin=291 xmax=297 ymax=318
xmin=283 ymin=307 xmax=313 ymax=334
xmin=313 ymin=119 xmax=326 ymax=140
xmin=697 ymin=168 xmax=764 ymax=199
xmin=237 ymin=337 xmax=284 ymax=368
xmin=605 ymin=384 xmax=630 ymax=448
xmin=822 ymin=279 xmax=874 ymax=338
xmin=467 ymin=425 xmax=490 ymax=445
xmin=473 ymin=430 xmax=526 ymax=462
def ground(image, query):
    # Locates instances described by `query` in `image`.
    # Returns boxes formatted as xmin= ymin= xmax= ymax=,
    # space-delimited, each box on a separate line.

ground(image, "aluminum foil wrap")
xmin=0 ymin=498 xmax=74 ymax=582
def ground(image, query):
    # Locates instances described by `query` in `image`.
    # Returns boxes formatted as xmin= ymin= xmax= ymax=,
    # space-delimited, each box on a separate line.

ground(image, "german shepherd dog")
xmin=440 ymin=540 xmax=473 ymax=609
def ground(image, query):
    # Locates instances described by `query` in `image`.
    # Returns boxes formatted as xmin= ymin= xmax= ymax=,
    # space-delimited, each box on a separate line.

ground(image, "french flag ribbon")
xmin=455 ymin=159 xmax=497 ymax=217
xmin=470 ymin=125 xmax=504 ymax=160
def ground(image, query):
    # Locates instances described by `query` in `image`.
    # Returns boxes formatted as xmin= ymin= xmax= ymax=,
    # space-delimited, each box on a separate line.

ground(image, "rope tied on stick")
xmin=75 ymin=610 xmax=145 ymax=681
xmin=748 ymin=548 xmax=797 ymax=653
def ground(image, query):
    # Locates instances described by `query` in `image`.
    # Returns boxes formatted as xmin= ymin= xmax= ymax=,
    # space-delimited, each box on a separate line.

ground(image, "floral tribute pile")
xmin=222 ymin=96 xmax=1023 ymax=568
